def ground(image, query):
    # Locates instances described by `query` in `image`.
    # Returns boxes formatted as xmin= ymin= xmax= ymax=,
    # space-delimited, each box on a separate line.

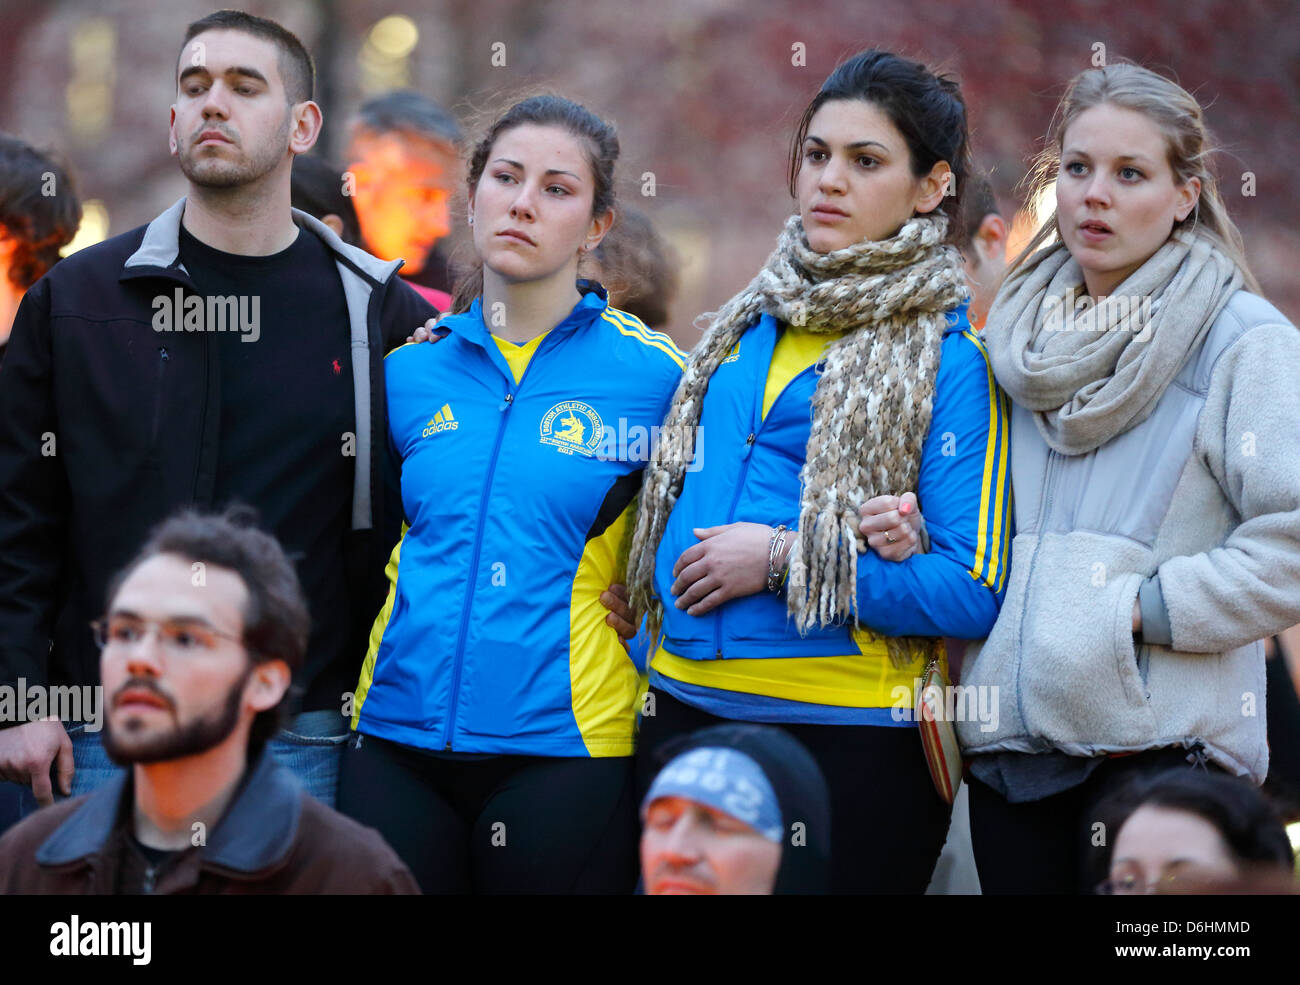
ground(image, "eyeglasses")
xmin=91 ymin=615 xmax=245 ymax=656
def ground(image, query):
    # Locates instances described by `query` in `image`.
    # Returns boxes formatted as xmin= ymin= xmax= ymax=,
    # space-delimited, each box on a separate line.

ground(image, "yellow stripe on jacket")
xmin=352 ymin=523 xmax=406 ymax=729
xmin=569 ymin=498 xmax=640 ymax=755
xmin=601 ymin=310 xmax=687 ymax=369
xmin=962 ymin=330 xmax=1011 ymax=591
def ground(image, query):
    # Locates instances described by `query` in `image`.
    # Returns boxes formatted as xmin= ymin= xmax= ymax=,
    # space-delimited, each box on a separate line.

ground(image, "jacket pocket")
xmin=1016 ymin=531 xmax=1158 ymax=747
xmin=1136 ymin=643 xmax=1151 ymax=693
xmin=1145 ymin=640 xmax=1269 ymax=780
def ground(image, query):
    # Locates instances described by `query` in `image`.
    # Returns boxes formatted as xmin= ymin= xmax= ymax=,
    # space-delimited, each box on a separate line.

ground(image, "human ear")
xmin=246 ymin=659 xmax=291 ymax=713
xmin=1175 ymin=175 xmax=1202 ymax=223
xmin=582 ymin=208 xmax=616 ymax=254
xmin=913 ymin=161 xmax=952 ymax=216
xmin=289 ymin=101 xmax=323 ymax=156
xmin=975 ymin=213 xmax=1009 ymax=262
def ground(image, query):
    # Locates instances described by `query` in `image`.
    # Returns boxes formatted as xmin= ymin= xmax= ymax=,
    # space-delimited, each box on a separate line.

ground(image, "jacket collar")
xmin=942 ymin=297 xmax=972 ymax=336
xmin=120 ymin=196 xmax=403 ymax=287
xmin=35 ymin=749 xmax=303 ymax=874
xmin=449 ymin=280 xmax=609 ymax=348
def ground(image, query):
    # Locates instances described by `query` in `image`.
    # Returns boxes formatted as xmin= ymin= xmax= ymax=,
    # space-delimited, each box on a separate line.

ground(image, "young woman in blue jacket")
xmin=627 ymin=50 xmax=1012 ymax=894
xmin=337 ymin=96 xmax=685 ymax=893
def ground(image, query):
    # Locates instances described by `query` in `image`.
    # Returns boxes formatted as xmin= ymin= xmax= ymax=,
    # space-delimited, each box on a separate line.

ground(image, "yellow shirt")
xmin=492 ymin=331 xmax=550 ymax=384
xmin=651 ymin=324 xmax=930 ymax=708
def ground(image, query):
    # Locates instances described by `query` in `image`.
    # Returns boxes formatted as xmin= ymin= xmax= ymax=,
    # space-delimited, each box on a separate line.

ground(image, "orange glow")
xmin=347 ymin=131 xmax=460 ymax=274
xmin=1004 ymin=183 xmax=1057 ymax=264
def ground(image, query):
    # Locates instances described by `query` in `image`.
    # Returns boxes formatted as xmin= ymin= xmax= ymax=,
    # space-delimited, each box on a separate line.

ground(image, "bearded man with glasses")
xmin=0 ymin=508 xmax=418 ymax=894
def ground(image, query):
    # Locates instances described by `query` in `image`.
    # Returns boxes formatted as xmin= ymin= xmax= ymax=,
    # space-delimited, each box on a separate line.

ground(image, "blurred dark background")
xmin=1 ymin=0 xmax=1295 ymax=340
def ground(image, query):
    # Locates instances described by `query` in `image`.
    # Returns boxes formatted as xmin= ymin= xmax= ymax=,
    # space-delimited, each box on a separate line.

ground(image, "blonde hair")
xmin=1011 ymin=62 xmax=1260 ymax=294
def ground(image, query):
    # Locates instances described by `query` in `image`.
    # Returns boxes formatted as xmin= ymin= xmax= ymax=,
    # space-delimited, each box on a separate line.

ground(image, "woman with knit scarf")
xmin=945 ymin=63 xmax=1300 ymax=894
xmin=627 ymin=50 xmax=1014 ymax=894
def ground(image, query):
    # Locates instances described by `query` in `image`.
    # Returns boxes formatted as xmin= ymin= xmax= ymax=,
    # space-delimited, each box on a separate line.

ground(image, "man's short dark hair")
xmin=0 ymin=134 xmax=82 ymax=290
xmin=291 ymin=154 xmax=363 ymax=245
xmin=180 ymin=10 xmax=315 ymax=105
xmin=957 ymin=169 xmax=1000 ymax=254
xmin=106 ymin=505 xmax=310 ymax=761
xmin=354 ymin=90 xmax=462 ymax=146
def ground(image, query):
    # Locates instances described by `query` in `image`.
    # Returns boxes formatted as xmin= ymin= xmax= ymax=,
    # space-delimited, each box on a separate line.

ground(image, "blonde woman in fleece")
xmin=627 ymin=49 xmax=1013 ymax=895
xmin=930 ymin=63 xmax=1300 ymax=894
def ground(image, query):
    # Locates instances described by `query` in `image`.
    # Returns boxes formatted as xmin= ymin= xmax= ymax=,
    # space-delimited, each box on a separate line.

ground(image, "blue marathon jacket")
xmin=651 ymin=304 xmax=1011 ymax=720
xmin=352 ymin=285 xmax=685 ymax=756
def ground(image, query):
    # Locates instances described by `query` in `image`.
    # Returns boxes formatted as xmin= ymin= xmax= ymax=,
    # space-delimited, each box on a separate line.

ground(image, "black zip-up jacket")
xmin=0 ymin=198 xmax=435 ymax=711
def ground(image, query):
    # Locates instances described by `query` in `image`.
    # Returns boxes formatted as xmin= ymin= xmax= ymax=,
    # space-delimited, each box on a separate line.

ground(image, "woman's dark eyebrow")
xmin=805 ymin=135 xmax=890 ymax=152
xmin=490 ymin=157 xmax=581 ymax=180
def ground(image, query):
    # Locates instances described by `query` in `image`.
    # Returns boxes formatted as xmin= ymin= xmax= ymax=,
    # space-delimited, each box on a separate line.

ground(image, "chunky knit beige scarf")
xmin=628 ymin=213 xmax=968 ymax=665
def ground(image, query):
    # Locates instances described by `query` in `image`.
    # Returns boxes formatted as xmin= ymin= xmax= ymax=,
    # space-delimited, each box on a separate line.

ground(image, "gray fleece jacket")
xmin=958 ymin=290 xmax=1300 ymax=782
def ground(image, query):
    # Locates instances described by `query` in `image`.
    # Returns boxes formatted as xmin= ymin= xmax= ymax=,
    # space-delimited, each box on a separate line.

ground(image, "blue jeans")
xmin=0 ymin=722 xmax=123 ymax=830
xmin=266 ymin=709 xmax=350 ymax=809
xmin=0 ymin=710 xmax=349 ymax=834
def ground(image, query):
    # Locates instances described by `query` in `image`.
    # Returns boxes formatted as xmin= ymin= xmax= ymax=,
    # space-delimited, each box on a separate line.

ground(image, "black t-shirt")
xmin=116 ymin=834 xmax=182 ymax=894
xmin=178 ymin=225 xmax=355 ymax=714
xmin=132 ymin=834 xmax=178 ymax=868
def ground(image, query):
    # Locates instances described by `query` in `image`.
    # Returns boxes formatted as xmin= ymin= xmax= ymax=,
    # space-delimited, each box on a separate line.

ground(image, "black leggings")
xmin=635 ymin=687 xmax=952 ymax=894
xmin=967 ymin=748 xmax=1221 ymax=894
xmin=337 ymin=733 xmax=638 ymax=894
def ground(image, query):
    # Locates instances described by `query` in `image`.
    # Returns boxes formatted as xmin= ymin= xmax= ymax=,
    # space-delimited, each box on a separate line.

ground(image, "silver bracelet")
xmin=767 ymin=525 xmax=789 ymax=593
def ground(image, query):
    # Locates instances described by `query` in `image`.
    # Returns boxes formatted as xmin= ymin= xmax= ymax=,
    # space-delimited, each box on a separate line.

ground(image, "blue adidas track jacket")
xmin=351 ymin=287 xmax=685 ymax=756
xmin=653 ymin=305 xmax=1011 ymax=678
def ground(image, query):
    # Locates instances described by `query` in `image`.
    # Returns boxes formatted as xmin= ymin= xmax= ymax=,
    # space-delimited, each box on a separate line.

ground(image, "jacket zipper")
xmin=440 ymin=337 xmax=550 ymax=751
xmin=711 ymin=356 xmax=816 ymax=660
xmin=141 ymin=864 xmax=157 ymax=894
xmin=149 ymin=346 xmax=170 ymax=445
xmin=1012 ymin=445 xmax=1060 ymax=732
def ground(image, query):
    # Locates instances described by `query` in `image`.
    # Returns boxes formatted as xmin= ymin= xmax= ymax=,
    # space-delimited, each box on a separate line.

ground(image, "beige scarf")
xmin=983 ymin=228 xmax=1242 ymax=455
xmin=627 ymin=213 xmax=968 ymax=665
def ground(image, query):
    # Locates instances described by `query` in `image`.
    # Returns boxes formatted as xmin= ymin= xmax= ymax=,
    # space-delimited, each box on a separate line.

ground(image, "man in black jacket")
xmin=0 ymin=11 xmax=437 ymax=819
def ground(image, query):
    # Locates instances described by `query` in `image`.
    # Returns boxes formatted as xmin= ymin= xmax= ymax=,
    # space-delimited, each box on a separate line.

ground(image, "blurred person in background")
xmin=589 ymin=206 xmax=680 ymax=331
xmin=956 ymin=170 xmax=1008 ymax=332
xmin=627 ymin=49 xmax=1012 ymax=894
xmin=1094 ymin=768 xmax=1294 ymax=894
xmin=922 ymin=164 xmax=1010 ymax=896
xmin=953 ymin=62 xmax=1300 ymax=893
xmin=1263 ymin=630 xmax=1300 ymax=826
xmin=338 ymin=94 xmax=682 ymax=893
xmin=345 ymin=90 xmax=462 ymax=310
xmin=0 ymin=134 xmax=81 ymax=368
xmin=291 ymin=152 xmax=363 ymax=246
xmin=0 ymin=10 xmax=437 ymax=824
xmin=640 ymin=723 xmax=830 ymax=894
